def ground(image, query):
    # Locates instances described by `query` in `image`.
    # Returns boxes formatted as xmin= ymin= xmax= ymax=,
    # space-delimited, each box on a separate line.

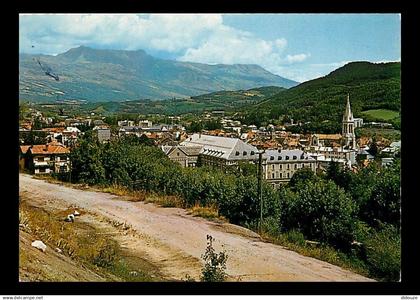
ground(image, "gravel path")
xmin=19 ymin=174 xmax=374 ymax=282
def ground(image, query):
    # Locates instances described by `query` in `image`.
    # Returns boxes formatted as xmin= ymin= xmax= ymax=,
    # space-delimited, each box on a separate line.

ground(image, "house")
xmin=138 ymin=120 xmax=152 ymax=128
xmin=161 ymin=145 xmax=202 ymax=167
xmin=180 ymin=133 xmax=259 ymax=167
xmin=94 ymin=127 xmax=111 ymax=143
xmin=20 ymin=142 xmax=70 ymax=174
xmin=306 ymin=145 xmax=357 ymax=168
xmin=311 ymin=134 xmax=343 ymax=147
xmin=263 ymin=149 xmax=317 ymax=188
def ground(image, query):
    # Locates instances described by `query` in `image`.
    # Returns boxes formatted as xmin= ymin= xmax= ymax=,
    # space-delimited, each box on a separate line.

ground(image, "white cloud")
xmin=19 ymin=13 xmax=311 ymax=81
xmin=284 ymin=53 xmax=311 ymax=64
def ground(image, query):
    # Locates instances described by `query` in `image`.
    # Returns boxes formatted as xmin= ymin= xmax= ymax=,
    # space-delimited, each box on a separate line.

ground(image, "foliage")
xmin=279 ymin=180 xmax=357 ymax=249
xmin=289 ymin=167 xmax=317 ymax=189
xmin=200 ymin=235 xmax=228 ymax=282
xmin=363 ymin=224 xmax=401 ymax=281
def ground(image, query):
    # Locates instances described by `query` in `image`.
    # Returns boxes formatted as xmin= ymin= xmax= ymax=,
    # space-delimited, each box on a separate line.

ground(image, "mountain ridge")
xmin=19 ymin=46 xmax=298 ymax=102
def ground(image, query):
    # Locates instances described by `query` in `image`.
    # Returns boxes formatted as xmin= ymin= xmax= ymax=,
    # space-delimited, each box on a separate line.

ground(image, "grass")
xmin=19 ymin=196 xmax=159 ymax=282
xmin=356 ymin=127 xmax=401 ymax=141
xmin=260 ymin=230 xmax=371 ymax=279
xmin=189 ymin=202 xmax=227 ymax=222
xmin=144 ymin=194 xmax=185 ymax=208
xmin=361 ymin=109 xmax=399 ymax=121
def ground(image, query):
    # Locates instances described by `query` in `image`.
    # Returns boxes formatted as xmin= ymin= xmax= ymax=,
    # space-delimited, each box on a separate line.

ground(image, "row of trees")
xmin=68 ymin=133 xmax=400 ymax=281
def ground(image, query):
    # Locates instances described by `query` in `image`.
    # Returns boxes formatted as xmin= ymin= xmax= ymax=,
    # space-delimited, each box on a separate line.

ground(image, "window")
xmin=177 ymin=152 xmax=180 ymax=156
xmin=272 ymin=173 xmax=275 ymax=179
xmin=235 ymin=151 xmax=240 ymax=156
xmin=243 ymin=151 xmax=247 ymax=156
xmin=293 ymin=155 xmax=297 ymax=160
xmin=270 ymin=156 xmax=274 ymax=160
xmin=294 ymin=164 xmax=297 ymax=170
xmin=37 ymin=157 xmax=44 ymax=162
xmin=285 ymin=156 xmax=289 ymax=160
xmin=278 ymin=156 xmax=282 ymax=160
xmin=279 ymin=165 xmax=282 ymax=170
xmin=280 ymin=173 xmax=282 ymax=178
xmin=287 ymin=164 xmax=290 ymax=170
xmin=287 ymin=173 xmax=289 ymax=178
xmin=251 ymin=151 xmax=255 ymax=155
xmin=272 ymin=165 xmax=275 ymax=170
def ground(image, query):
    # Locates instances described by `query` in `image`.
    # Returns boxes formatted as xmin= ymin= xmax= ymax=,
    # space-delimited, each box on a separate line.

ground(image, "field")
xmin=361 ymin=109 xmax=399 ymax=121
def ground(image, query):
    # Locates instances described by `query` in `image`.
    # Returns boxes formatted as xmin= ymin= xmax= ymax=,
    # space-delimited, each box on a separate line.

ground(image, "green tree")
xmin=279 ymin=180 xmax=357 ymax=249
xmin=289 ymin=167 xmax=317 ymax=189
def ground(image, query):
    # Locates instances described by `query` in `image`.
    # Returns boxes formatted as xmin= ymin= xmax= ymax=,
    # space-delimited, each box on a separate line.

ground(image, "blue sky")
xmin=19 ymin=14 xmax=400 ymax=82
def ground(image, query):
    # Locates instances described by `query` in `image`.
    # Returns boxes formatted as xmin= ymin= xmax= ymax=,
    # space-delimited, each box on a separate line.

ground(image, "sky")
xmin=19 ymin=14 xmax=401 ymax=83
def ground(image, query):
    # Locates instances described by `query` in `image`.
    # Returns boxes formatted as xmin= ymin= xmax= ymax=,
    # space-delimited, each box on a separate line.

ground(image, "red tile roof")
xmin=20 ymin=145 xmax=31 ymax=154
xmin=29 ymin=143 xmax=70 ymax=155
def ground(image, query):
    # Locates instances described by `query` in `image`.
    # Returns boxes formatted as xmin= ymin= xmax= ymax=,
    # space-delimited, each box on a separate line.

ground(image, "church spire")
xmin=343 ymin=93 xmax=353 ymax=122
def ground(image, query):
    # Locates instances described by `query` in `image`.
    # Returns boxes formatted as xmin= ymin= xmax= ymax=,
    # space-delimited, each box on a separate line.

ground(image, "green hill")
xmin=19 ymin=46 xmax=297 ymax=102
xmin=240 ymin=61 xmax=400 ymax=132
xmin=33 ymin=86 xmax=286 ymax=117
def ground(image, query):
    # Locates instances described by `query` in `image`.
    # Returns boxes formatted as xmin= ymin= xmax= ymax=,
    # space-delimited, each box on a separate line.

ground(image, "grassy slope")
xmin=361 ymin=109 xmax=399 ymax=121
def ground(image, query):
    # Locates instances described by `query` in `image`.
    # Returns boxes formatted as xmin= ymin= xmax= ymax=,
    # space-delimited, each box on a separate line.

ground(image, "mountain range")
xmin=19 ymin=46 xmax=298 ymax=102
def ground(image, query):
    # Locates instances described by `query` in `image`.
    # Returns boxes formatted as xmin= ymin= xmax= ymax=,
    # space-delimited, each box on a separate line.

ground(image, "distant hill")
xmin=36 ymin=86 xmax=286 ymax=116
xmin=240 ymin=61 xmax=401 ymax=131
xmin=19 ymin=46 xmax=298 ymax=102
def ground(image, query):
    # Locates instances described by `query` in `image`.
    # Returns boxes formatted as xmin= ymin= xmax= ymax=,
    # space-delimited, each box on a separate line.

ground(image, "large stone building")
xmin=161 ymin=145 xmax=202 ymax=167
xmin=263 ymin=149 xmax=317 ymax=188
xmin=180 ymin=134 xmax=259 ymax=167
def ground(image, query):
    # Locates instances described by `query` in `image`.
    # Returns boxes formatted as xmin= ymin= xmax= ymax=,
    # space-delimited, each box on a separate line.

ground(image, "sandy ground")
xmin=19 ymin=174 xmax=375 ymax=282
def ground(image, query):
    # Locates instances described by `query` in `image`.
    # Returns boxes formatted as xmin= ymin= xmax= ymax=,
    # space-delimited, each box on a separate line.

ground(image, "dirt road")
xmin=19 ymin=174 xmax=374 ymax=282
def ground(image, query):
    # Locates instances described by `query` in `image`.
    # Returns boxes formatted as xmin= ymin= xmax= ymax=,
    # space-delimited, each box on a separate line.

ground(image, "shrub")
xmin=201 ymin=235 xmax=228 ymax=282
xmin=364 ymin=225 xmax=401 ymax=281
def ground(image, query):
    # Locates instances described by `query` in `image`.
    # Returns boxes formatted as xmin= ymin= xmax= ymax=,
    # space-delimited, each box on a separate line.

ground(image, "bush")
xmin=364 ymin=225 xmax=400 ymax=281
xmin=285 ymin=229 xmax=306 ymax=247
xmin=201 ymin=235 xmax=228 ymax=282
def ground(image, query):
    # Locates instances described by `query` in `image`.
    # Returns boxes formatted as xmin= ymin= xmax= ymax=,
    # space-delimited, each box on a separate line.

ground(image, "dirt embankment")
xmin=19 ymin=174 xmax=375 ymax=282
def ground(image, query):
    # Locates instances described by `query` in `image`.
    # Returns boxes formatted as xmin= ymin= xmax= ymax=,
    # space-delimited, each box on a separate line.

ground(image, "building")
xmin=342 ymin=94 xmax=357 ymax=149
xmin=353 ymin=118 xmax=364 ymax=128
xmin=94 ymin=127 xmax=111 ymax=143
xmin=180 ymin=134 xmax=258 ymax=167
xmin=311 ymin=134 xmax=342 ymax=147
xmin=20 ymin=142 xmax=70 ymax=174
xmin=262 ymin=149 xmax=317 ymax=188
xmin=161 ymin=145 xmax=202 ymax=167
xmin=306 ymin=145 xmax=356 ymax=168
xmin=138 ymin=120 xmax=152 ymax=128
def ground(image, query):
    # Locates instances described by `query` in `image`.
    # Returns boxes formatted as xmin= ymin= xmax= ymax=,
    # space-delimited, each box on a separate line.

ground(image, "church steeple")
xmin=343 ymin=93 xmax=354 ymax=122
xmin=342 ymin=93 xmax=356 ymax=149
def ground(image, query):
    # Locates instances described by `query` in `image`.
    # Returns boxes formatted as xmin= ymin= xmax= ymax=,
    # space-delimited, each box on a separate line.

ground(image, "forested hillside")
xmin=240 ymin=62 xmax=400 ymax=132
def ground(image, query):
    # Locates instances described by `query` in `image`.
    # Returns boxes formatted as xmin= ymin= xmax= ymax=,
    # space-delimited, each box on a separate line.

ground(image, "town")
xmin=19 ymin=94 xmax=400 ymax=188
xmin=17 ymin=13 xmax=401 ymax=285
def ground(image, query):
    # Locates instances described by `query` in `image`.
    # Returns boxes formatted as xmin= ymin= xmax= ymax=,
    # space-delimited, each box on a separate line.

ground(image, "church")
xmin=306 ymin=94 xmax=362 ymax=168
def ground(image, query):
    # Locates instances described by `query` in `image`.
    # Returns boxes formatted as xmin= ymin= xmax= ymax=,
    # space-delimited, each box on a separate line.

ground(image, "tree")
xmin=368 ymin=137 xmax=379 ymax=157
xmin=279 ymin=180 xmax=357 ymax=249
xmin=187 ymin=121 xmax=203 ymax=133
xmin=289 ymin=167 xmax=316 ymax=189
